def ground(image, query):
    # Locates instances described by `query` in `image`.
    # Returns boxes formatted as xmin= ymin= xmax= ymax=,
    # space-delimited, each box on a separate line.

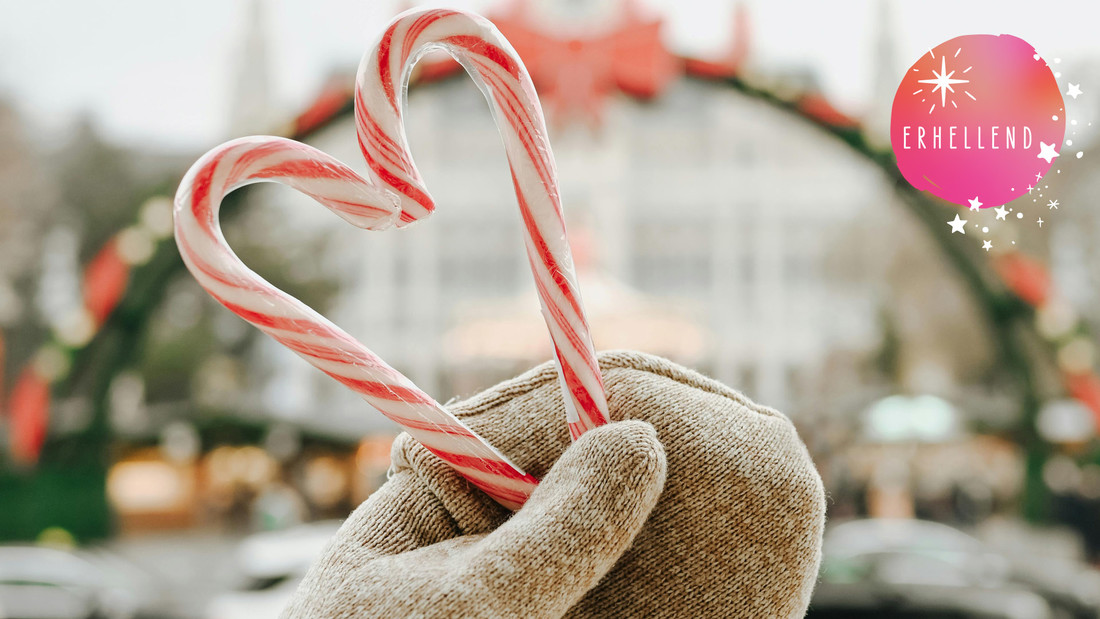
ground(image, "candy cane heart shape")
xmin=357 ymin=8 xmax=611 ymax=438
xmin=174 ymin=136 xmax=540 ymax=509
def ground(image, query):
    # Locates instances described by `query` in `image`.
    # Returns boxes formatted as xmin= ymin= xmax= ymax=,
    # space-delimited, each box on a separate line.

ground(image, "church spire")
xmin=228 ymin=0 xmax=276 ymax=136
xmin=868 ymin=0 xmax=898 ymax=142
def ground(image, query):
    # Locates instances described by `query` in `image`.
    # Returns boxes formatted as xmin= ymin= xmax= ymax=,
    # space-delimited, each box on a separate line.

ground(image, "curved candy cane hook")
xmin=174 ymin=9 xmax=609 ymax=511
xmin=357 ymin=8 xmax=610 ymax=437
xmin=175 ymin=136 xmax=541 ymax=509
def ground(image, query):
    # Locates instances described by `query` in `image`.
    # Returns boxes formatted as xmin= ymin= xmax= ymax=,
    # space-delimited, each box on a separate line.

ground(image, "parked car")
xmin=811 ymin=519 xmax=1100 ymax=619
xmin=205 ymin=521 xmax=342 ymax=619
xmin=810 ymin=580 xmax=1054 ymax=618
xmin=0 ymin=545 xmax=172 ymax=619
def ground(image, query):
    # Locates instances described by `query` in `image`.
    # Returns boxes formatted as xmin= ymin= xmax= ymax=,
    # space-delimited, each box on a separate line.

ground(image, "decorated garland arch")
xmin=3 ymin=9 xmax=1093 ymax=535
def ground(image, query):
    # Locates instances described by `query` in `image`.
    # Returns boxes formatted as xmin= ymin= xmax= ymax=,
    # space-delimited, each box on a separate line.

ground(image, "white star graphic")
xmin=917 ymin=54 xmax=972 ymax=109
xmin=1067 ymin=83 xmax=1083 ymax=99
xmin=982 ymin=240 xmax=993 ymax=251
xmin=1037 ymin=217 xmax=1044 ymax=228
xmin=994 ymin=205 xmax=1009 ymax=220
xmin=1037 ymin=141 xmax=1060 ymax=163
xmin=968 ymin=196 xmax=983 ymax=211
xmin=1048 ymin=199 xmax=1059 ymax=210
xmin=948 ymin=214 xmax=968 ymax=234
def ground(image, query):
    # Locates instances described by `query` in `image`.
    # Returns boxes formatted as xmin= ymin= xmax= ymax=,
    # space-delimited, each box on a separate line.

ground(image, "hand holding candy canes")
xmin=180 ymin=10 xmax=826 ymax=617
xmin=174 ymin=8 xmax=609 ymax=510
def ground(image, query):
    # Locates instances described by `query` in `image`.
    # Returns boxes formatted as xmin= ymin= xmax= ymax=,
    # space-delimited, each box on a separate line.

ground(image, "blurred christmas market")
xmin=4 ymin=1 xmax=1100 ymax=616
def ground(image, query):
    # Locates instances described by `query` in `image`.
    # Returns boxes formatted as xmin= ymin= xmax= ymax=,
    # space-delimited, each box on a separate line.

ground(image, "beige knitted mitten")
xmin=284 ymin=351 xmax=825 ymax=618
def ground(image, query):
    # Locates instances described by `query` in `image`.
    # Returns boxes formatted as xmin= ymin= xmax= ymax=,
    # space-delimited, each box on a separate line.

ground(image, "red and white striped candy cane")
xmin=175 ymin=136 xmax=540 ymax=509
xmin=357 ymin=8 xmax=610 ymax=438
xmin=174 ymin=10 xmax=610 ymax=509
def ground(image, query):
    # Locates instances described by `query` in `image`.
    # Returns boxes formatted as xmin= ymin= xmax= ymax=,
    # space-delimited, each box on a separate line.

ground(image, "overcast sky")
xmin=2 ymin=0 xmax=1099 ymax=152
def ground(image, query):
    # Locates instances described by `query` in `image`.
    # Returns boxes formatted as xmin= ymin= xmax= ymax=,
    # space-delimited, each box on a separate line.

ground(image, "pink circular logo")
xmin=891 ymin=34 xmax=1065 ymax=209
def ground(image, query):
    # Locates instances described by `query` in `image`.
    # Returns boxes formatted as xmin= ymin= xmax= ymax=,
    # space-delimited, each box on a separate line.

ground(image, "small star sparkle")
xmin=1048 ymin=199 xmax=1060 ymax=210
xmin=982 ymin=240 xmax=993 ymax=251
xmin=948 ymin=214 xmax=968 ymax=234
xmin=994 ymin=205 xmax=1009 ymax=220
xmin=1067 ymin=83 xmax=1083 ymax=99
xmin=968 ymin=196 xmax=983 ymax=211
xmin=1037 ymin=217 xmax=1044 ymax=228
xmin=1037 ymin=141 xmax=1060 ymax=163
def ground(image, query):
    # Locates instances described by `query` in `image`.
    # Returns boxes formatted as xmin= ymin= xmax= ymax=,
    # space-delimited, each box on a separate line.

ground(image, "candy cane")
xmin=357 ymin=8 xmax=610 ymax=438
xmin=176 ymin=137 xmax=541 ymax=509
xmin=174 ymin=9 xmax=610 ymax=510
